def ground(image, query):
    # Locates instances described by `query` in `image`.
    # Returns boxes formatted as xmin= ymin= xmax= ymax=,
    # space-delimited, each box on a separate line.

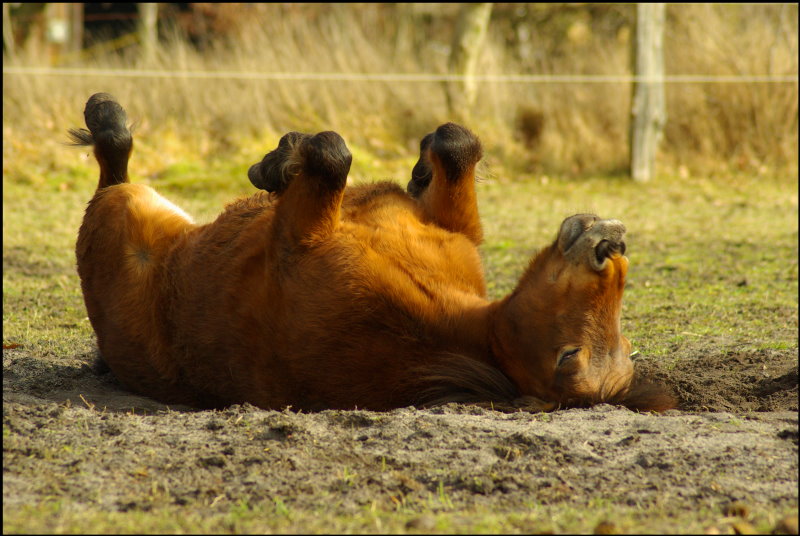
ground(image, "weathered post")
xmin=69 ymin=3 xmax=83 ymax=56
xmin=44 ymin=3 xmax=69 ymax=64
xmin=630 ymin=3 xmax=666 ymax=182
xmin=445 ymin=3 xmax=493 ymax=120
xmin=138 ymin=3 xmax=158 ymax=64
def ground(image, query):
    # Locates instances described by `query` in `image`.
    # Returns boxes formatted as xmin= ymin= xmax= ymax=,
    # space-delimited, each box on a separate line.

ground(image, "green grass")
xmin=3 ymin=144 xmax=798 ymax=534
xmin=477 ymin=173 xmax=798 ymax=363
xmin=4 ymin=495 xmax=796 ymax=534
xmin=4 ymin=151 xmax=797 ymax=363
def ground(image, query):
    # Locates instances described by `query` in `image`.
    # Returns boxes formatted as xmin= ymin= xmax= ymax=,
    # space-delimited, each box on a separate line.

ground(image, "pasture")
xmin=4 ymin=157 xmax=797 ymax=533
xmin=3 ymin=3 xmax=797 ymax=534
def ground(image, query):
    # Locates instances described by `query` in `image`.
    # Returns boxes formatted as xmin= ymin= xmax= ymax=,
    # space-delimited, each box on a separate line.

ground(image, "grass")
xmin=5 ymin=157 xmax=797 ymax=362
xmin=4 ymin=149 xmax=796 ymax=534
xmin=4 ymin=146 xmax=798 ymax=361
xmin=4 ymin=495 xmax=796 ymax=534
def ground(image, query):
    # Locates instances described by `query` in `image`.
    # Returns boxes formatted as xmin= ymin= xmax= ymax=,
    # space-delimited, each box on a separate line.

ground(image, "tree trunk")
xmin=630 ymin=3 xmax=666 ymax=182
xmin=393 ymin=3 xmax=414 ymax=61
xmin=445 ymin=3 xmax=493 ymax=121
xmin=2 ymin=3 xmax=15 ymax=60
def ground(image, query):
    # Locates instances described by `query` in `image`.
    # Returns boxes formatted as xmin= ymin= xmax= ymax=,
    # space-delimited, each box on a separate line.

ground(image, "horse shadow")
xmin=3 ymin=348 xmax=197 ymax=414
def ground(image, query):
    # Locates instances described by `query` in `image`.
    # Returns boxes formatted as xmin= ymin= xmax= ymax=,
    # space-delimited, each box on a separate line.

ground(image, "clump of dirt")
xmin=3 ymin=345 xmax=798 ymax=532
xmin=636 ymin=348 xmax=798 ymax=413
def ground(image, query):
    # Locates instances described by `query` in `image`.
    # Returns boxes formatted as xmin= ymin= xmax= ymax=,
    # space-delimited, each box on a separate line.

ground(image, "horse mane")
xmin=410 ymin=354 xmax=519 ymax=407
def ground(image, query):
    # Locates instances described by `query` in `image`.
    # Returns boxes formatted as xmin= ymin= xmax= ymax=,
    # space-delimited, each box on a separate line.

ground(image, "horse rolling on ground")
xmin=71 ymin=93 xmax=675 ymax=412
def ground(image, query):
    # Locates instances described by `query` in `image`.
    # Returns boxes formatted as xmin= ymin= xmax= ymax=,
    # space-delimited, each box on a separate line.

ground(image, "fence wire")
xmin=3 ymin=66 xmax=798 ymax=84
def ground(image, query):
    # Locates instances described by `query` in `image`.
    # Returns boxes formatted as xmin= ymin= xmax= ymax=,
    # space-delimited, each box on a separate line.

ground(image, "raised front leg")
xmin=248 ymin=131 xmax=352 ymax=246
xmin=407 ymin=123 xmax=483 ymax=245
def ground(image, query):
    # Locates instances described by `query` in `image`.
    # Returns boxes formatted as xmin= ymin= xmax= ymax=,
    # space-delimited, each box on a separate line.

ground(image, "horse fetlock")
xmin=77 ymin=93 xmax=132 ymax=153
xmin=301 ymin=131 xmax=352 ymax=191
xmin=68 ymin=93 xmax=132 ymax=188
xmin=249 ymin=131 xmax=351 ymax=194
xmin=430 ymin=122 xmax=482 ymax=183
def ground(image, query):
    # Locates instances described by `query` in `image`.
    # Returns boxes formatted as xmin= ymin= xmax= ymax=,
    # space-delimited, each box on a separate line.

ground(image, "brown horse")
xmin=72 ymin=93 xmax=674 ymax=412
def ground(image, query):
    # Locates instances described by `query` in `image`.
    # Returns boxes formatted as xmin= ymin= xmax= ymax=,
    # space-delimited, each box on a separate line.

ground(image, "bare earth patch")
xmin=3 ymin=345 xmax=797 ymax=533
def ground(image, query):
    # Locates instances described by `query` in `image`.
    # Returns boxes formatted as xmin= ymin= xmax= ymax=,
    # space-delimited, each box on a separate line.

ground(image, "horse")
xmin=72 ymin=93 xmax=675 ymax=412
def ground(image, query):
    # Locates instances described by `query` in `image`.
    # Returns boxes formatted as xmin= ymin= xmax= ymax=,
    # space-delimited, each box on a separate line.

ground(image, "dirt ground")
xmin=3 ymin=343 xmax=798 ymax=533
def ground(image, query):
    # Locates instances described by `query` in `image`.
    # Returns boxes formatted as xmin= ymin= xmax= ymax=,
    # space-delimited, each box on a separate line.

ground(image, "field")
xmin=4 ymin=160 xmax=798 ymax=533
xmin=3 ymin=3 xmax=798 ymax=534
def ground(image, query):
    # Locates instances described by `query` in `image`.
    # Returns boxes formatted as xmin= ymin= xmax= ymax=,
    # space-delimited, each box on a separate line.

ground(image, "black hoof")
xmin=249 ymin=131 xmax=351 ymax=194
xmin=301 ymin=131 xmax=352 ymax=192
xmin=430 ymin=122 xmax=482 ymax=183
xmin=407 ymin=132 xmax=434 ymax=198
xmin=406 ymin=123 xmax=482 ymax=197
xmin=68 ymin=92 xmax=131 ymax=150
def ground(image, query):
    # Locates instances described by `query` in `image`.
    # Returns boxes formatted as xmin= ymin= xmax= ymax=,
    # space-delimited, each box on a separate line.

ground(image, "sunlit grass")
xmin=4 ymin=494 xmax=796 ymax=534
xmin=4 ymin=155 xmax=797 ymax=364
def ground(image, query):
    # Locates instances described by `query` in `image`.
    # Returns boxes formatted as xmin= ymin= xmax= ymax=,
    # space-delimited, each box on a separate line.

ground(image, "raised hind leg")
xmin=73 ymin=92 xmax=196 ymax=286
xmin=248 ymin=130 xmax=352 ymax=247
xmin=68 ymin=92 xmax=133 ymax=189
xmin=73 ymin=93 xmax=199 ymax=405
xmin=406 ymin=123 xmax=483 ymax=245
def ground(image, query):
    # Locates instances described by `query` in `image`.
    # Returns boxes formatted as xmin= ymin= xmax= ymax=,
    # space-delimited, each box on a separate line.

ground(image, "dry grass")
xmin=662 ymin=4 xmax=799 ymax=171
xmin=2 ymin=3 xmax=797 ymax=182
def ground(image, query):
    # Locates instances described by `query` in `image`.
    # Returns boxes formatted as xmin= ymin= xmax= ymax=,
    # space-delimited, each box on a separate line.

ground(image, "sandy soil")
xmin=3 ymin=346 xmax=798 ymax=532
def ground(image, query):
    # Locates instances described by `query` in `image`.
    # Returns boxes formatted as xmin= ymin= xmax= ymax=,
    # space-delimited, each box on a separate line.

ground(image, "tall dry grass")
xmin=2 ymin=3 xmax=797 ymax=183
xmin=663 ymin=4 xmax=798 ymax=172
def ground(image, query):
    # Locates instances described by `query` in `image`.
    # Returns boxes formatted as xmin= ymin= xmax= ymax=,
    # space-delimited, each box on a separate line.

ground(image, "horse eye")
xmin=558 ymin=347 xmax=581 ymax=367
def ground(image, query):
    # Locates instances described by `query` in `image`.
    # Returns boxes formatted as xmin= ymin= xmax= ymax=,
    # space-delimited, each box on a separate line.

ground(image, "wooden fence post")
xmin=138 ymin=3 xmax=158 ymax=64
xmin=69 ymin=3 xmax=83 ymax=56
xmin=630 ymin=3 xmax=666 ymax=182
xmin=44 ymin=3 xmax=68 ymax=64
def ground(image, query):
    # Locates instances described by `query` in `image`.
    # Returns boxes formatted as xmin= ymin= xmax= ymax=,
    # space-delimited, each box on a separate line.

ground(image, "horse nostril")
xmin=595 ymin=240 xmax=610 ymax=264
xmin=595 ymin=239 xmax=626 ymax=265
